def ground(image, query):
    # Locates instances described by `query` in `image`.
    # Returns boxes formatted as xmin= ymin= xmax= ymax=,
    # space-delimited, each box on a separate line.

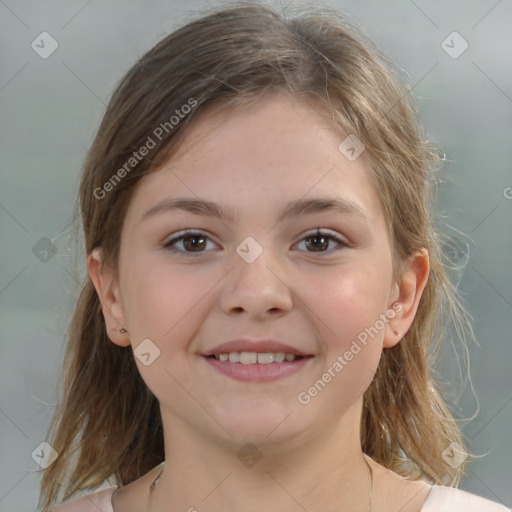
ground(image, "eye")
xmin=162 ymin=228 xmax=347 ymax=256
xmin=163 ymin=230 xmax=219 ymax=256
xmin=294 ymin=229 xmax=347 ymax=253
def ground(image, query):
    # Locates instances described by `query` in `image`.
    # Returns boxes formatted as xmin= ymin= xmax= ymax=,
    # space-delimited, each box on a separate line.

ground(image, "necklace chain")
xmin=142 ymin=455 xmax=373 ymax=512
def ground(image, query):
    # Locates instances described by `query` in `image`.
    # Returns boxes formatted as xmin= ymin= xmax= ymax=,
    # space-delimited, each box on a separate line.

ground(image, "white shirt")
xmin=50 ymin=484 xmax=511 ymax=511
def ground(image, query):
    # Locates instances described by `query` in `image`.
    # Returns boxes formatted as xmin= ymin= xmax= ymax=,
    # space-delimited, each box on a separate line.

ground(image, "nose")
xmin=220 ymin=243 xmax=293 ymax=320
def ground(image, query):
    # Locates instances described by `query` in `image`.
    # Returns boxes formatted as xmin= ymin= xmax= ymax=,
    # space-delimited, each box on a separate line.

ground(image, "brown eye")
xmin=163 ymin=230 xmax=217 ymax=255
xmin=181 ymin=235 xmax=207 ymax=252
xmin=305 ymin=234 xmax=330 ymax=252
xmin=296 ymin=229 xmax=347 ymax=253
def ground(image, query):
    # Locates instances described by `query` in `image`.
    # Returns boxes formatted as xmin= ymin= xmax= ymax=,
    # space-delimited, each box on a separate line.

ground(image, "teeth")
xmin=274 ymin=353 xmax=286 ymax=363
xmin=228 ymin=352 xmax=240 ymax=363
xmin=257 ymin=353 xmax=273 ymax=364
xmin=240 ymin=352 xmax=257 ymax=364
xmin=214 ymin=351 xmax=298 ymax=363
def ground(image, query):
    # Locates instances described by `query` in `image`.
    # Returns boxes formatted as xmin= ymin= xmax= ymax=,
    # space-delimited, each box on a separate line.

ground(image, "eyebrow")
xmin=141 ymin=196 xmax=369 ymax=225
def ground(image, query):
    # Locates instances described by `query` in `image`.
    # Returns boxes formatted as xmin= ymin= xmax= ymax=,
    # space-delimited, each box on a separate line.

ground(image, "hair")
xmin=38 ymin=2 xmax=477 ymax=510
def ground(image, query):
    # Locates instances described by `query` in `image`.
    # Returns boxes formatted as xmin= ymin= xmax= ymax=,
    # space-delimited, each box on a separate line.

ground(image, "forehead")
xmin=126 ymin=91 xmax=384 ymax=227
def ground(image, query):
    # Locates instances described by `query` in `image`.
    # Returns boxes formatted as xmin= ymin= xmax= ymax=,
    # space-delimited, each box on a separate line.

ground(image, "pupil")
xmin=184 ymin=236 xmax=206 ymax=251
xmin=307 ymin=235 xmax=328 ymax=251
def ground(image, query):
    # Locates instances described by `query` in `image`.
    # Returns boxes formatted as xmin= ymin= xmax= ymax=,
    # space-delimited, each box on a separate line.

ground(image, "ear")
xmin=383 ymin=248 xmax=429 ymax=349
xmin=87 ymin=248 xmax=131 ymax=347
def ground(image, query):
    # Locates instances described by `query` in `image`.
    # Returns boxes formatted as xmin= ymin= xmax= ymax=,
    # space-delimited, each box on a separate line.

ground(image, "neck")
xmin=149 ymin=400 xmax=373 ymax=512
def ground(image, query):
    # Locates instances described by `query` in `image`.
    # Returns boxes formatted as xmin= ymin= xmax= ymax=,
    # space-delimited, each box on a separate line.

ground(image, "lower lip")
xmin=202 ymin=356 xmax=314 ymax=382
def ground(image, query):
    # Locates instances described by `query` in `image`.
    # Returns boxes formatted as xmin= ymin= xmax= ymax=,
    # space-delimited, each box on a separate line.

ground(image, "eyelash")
xmin=162 ymin=229 xmax=348 ymax=256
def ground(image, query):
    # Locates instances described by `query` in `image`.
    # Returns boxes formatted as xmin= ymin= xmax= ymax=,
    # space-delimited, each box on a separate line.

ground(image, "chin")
xmin=215 ymin=403 xmax=305 ymax=446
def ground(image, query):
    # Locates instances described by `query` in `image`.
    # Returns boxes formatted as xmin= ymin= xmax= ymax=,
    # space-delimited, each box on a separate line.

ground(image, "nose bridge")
xmin=235 ymin=234 xmax=266 ymax=266
xmin=234 ymin=234 xmax=281 ymax=285
xmin=221 ymin=234 xmax=293 ymax=316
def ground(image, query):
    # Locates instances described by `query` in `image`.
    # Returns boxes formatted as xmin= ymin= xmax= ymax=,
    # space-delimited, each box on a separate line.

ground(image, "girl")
xmin=39 ymin=2 xmax=509 ymax=511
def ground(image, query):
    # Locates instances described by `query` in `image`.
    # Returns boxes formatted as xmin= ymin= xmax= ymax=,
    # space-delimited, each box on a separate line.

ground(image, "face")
xmin=90 ymin=91 xmax=425 ymax=449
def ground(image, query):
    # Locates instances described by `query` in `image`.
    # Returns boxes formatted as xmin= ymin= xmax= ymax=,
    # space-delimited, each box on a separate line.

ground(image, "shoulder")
xmin=421 ymin=485 xmax=510 ymax=512
xmin=48 ymin=487 xmax=116 ymax=512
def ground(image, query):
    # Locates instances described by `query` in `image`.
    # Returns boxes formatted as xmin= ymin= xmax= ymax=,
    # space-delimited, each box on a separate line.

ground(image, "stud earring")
xmin=120 ymin=328 xmax=127 ymax=334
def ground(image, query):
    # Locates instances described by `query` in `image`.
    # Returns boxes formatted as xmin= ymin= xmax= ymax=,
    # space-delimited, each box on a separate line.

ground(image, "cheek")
xmin=292 ymin=262 xmax=390 ymax=412
xmin=120 ymin=253 xmax=214 ymax=345
xmin=119 ymin=256 xmax=218 ymax=400
xmin=300 ymin=260 xmax=391 ymax=334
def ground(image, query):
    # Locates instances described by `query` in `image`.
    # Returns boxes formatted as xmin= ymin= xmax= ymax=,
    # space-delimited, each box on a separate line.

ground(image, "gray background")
xmin=1 ymin=0 xmax=511 ymax=510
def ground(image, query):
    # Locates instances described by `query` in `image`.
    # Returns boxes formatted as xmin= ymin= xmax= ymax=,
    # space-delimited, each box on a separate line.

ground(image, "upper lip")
xmin=201 ymin=339 xmax=311 ymax=357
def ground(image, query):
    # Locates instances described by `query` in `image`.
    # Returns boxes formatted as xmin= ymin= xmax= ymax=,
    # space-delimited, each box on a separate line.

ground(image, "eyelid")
xmin=293 ymin=228 xmax=349 ymax=251
xmin=297 ymin=228 xmax=348 ymax=243
xmin=162 ymin=229 xmax=220 ymax=255
xmin=162 ymin=229 xmax=208 ymax=246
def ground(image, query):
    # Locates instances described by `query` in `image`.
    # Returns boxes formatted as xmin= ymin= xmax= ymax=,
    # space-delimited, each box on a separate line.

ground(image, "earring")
xmin=120 ymin=328 xmax=127 ymax=334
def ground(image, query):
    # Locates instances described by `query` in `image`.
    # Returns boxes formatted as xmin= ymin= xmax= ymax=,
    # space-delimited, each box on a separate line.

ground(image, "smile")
xmin=202 ymin=353 xmax=314 ymax=382
xmin=210 ymin=351 xmax=301 ymax=363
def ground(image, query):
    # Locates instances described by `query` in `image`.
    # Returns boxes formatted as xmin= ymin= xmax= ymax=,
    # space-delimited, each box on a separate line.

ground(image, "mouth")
xmin=201 ymin=352 xmax=314 ymax=382
xmin=207 ymin=351 xmax=305 ymax=364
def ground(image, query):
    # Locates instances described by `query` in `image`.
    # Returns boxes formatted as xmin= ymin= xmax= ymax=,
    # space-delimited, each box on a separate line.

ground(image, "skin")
xmin=88 ymin=91 xmax=431 ymax=512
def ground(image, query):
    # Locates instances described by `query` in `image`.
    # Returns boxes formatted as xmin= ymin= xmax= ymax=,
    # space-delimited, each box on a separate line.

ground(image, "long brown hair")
xmin=38 ymin=2 xmax=476 ymax=510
